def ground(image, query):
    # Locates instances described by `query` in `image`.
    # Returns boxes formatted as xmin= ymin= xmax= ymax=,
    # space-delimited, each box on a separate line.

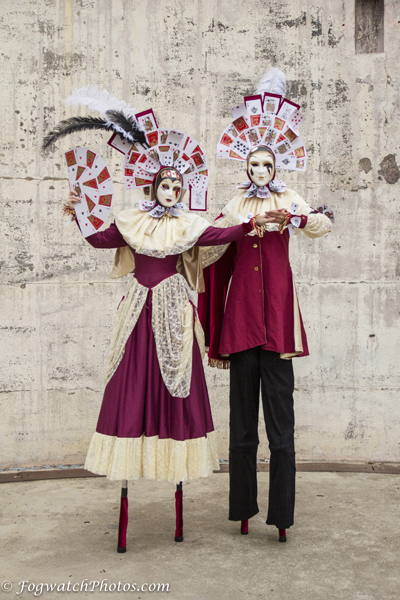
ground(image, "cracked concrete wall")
xmin=1 ymin=0 xmax=399 ymax=468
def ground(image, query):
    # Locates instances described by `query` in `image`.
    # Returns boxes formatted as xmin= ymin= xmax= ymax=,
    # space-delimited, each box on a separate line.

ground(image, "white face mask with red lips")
xmin=138 ymin=176 xmax=186 ymax=219
xmin=155 ymin=178 xmax=183 ymax=208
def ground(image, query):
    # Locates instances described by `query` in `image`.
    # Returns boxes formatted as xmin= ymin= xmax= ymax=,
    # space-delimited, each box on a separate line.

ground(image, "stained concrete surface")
xmin=1 ymin=472 xmax=399 ymax=600
xmin=2 ymin=1 xmax=400 ymax=470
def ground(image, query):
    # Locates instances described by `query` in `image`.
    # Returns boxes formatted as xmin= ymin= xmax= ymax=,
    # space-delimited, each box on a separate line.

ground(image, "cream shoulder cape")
xmin=110 ymin=207 xmax=210 ymax=292
xmin=222 ymin=188 xmax=312 ymax=226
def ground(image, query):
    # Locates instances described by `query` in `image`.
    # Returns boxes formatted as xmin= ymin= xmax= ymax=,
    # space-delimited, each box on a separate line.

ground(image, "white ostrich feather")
xmin=255 ymin=68 xmax=286 ymax=97
xmin=65 ymin=85 xmax=138 ymax=120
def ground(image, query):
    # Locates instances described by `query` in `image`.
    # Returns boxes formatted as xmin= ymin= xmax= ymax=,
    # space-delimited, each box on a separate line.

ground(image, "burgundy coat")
xmin=198 ymin=227 xmax=309 ymax=364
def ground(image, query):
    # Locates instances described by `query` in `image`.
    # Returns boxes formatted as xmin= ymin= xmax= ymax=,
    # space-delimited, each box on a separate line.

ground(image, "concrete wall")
xmin=1 ymin=0 xmax=399 ymax=468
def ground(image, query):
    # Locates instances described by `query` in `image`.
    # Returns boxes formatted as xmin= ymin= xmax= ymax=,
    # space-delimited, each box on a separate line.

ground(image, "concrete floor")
xmin=0 ymin=472 xmax=399 ymax=600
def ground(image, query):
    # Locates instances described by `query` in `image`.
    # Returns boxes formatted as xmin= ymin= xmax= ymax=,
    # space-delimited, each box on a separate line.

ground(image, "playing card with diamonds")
xmin=288 ymin=110 xmax=306 ymax=130
xmin=216 ymin=143 xmax=231 ymax=159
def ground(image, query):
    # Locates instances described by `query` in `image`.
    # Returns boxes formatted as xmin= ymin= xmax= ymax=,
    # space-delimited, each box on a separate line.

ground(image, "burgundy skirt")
xmin=85 ymin=289 xmax=219 ymax=483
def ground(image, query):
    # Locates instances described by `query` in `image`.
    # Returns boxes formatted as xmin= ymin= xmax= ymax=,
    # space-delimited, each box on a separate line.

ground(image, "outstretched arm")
xmin=196 ymin=213 xmax=272 ymax=246
xmin=196 ymin=223 xmax=251 ymax=246
xmin=65 ymin=189 xmax=128 ymax=249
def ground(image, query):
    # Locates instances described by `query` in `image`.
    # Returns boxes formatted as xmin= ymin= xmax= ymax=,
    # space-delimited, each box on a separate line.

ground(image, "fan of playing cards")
xmin=64 ymin=147 xmax=113 ymax=238
xmin=108 ymin=108 xmax=209 ymax=211
xmin=217 ymin=86 xmax=307 ymax=172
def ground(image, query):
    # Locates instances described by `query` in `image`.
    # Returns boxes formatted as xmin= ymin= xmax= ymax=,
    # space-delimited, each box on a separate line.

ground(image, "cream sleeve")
xmin=301 ymin=212 xmax=332 ymax=239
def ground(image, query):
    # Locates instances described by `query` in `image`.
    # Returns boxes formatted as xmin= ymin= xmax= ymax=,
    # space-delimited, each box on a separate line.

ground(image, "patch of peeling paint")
xmin=378 ymin=155 xmax=400 ymax=184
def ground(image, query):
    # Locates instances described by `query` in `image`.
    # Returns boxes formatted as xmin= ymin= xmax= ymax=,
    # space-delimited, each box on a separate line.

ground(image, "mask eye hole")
xmin=161 ymin=184 xmax=169 ymax=190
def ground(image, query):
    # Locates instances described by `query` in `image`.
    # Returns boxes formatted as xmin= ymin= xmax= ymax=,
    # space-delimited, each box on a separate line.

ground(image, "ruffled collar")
xmin=138 ymin=198 xmax=187 ymax=219
xmin=236 ymin=179 xmax=287 ymax=199
xmin=115 ymin=206 xmax=210 ymax=258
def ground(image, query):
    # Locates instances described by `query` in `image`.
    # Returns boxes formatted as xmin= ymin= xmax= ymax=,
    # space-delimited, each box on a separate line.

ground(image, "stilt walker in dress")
xmin=43 ymin=86 xmax=272 ymax=551
xmin=198 ymin=68 xmax=334 ymax=542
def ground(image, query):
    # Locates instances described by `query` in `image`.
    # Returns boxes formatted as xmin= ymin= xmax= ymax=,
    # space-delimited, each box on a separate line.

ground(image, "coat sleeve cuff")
xmin=290 ymin=214 xmax=308 ymax=229
xmin=241 ymin=221 xmax=253 ymax=234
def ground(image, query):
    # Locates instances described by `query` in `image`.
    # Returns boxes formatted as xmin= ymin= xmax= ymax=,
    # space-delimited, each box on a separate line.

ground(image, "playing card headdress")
xmin=43 ymin=85 xmax=209 ymax=212
xmin=217 ymin=68 xmax=307 ymax=186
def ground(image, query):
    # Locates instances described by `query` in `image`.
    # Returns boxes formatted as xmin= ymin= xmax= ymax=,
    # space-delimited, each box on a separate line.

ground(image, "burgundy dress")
xmin=83 ymin=221 xmax=250 ymax=483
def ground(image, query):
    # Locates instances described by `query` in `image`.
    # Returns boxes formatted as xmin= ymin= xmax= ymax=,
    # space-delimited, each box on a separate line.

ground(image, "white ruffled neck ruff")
xmin=237 ymin=179 xmax=287 ymax=199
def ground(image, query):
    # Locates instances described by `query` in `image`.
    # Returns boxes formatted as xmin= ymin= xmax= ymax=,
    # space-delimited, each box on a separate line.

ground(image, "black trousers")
xmin=229 ymin=348 xmax=295 ymax=529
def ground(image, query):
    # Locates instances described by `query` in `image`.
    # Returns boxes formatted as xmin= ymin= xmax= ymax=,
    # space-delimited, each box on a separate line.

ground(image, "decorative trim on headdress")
xmin=216 ymin=68 xmax=307 ymax=173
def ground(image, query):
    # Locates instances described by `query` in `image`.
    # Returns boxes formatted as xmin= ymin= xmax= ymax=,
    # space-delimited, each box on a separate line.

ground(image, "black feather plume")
xmin=42 ymin=116 xmax=112 ymax=150
xmin=105 ymin=110 xmax=148 ymax=147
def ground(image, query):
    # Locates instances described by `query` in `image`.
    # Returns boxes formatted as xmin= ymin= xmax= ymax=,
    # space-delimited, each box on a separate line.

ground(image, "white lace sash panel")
xmin=105 ymin=273 xmax=204 ymax=398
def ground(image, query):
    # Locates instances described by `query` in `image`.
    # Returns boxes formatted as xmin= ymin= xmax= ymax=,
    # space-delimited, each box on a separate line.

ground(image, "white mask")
xmin=155 ymin=178 xmax=183 ymax=207
xmin=247 ymin=150 xmax=275 ymax=187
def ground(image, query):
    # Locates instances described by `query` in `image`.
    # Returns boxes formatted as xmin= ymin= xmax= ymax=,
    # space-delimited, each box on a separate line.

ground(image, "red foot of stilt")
xmin=117 ymin=485 xmax=128 ymax=553
xmin=240 ymin=520 xmax=249 ymax=535
xmin=174 ymin=482 xmax=183 ymax=542
xmin=278 ymin=528 xmax=287 ymax=543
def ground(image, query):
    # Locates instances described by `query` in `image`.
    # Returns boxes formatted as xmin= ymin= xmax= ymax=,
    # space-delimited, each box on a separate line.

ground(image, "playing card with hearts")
xmin=135 ymin=108 xmax=158 ymax=133
xmin=107 ymin=133 xmax=133 ymax=155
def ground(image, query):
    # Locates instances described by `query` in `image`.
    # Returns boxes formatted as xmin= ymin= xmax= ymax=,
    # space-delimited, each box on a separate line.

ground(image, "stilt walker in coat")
xmin=198 ymin=68 xmax=333 ymax=542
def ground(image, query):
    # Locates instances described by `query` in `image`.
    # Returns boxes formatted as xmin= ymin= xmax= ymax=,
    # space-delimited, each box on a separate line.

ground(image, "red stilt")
xmin=174 ymin=482 xmax=183 ymax=542
xmin=240 ymin=520 xmax=249 ymax=535
xmin=278 ymin=528 xmax=287 ymax=543
xmin=117 ymin=481 xmax=128 ymax=553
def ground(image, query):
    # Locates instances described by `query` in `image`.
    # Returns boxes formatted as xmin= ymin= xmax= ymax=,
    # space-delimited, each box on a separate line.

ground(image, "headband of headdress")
xmin=247 ymin=145 xmax=275 ymax=160
xmin=42 ymin=85 xmax=209 ymax=210
xmin=217 ymin=68 xmax=307 ymax=173
xmin=153 ymin=167 xmax=183 ymax=190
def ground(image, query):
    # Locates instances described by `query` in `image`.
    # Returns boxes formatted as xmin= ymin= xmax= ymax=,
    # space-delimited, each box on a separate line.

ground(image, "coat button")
xmin=253 ymin=244 xmax=258 ymax=248
xmin=254 ymin=267 xmax=259 ymax=271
